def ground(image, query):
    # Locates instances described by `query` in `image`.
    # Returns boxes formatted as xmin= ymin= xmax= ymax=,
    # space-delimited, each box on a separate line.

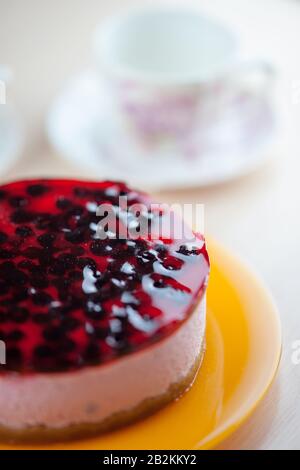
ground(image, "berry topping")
xmin=0 ymin=179 xmax=209 ymax=374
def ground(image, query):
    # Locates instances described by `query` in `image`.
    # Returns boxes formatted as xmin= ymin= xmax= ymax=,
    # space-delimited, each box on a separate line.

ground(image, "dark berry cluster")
xmin=0 ymin=179 xmax=209 ymax=373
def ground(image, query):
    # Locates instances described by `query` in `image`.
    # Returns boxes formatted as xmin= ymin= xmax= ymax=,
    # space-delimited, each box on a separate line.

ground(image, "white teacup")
xmin=93 ymin=6 xmax=274 ymax=146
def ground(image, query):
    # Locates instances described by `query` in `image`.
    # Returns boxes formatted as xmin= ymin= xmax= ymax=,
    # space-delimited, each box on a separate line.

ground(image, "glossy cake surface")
xmin=0 ymin=179 xmax=209 ymax=375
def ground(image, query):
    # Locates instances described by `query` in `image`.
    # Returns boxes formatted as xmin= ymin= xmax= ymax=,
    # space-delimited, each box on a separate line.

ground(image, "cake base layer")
xmin=0 ymin=296 xmax=206 ymax=439
xmin=0 ymin=342 xmax=205 ymax=443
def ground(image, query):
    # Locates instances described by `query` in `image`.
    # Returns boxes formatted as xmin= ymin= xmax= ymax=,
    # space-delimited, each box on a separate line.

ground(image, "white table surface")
xmin=0 ymin=0 xmax=299 ymax=450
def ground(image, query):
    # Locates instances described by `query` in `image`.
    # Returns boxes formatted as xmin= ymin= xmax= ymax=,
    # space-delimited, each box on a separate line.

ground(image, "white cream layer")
xmin=0 ymin=298 xmax=206 ymax=429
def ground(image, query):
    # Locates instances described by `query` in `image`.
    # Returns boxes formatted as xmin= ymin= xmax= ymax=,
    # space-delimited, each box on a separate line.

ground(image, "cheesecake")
xmin=0 ymin=179 xmax=209 ymax=442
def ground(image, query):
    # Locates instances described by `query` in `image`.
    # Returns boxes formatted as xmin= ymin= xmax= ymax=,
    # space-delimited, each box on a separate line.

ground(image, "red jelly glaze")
xmin=0 ymin=179 xmax=209 ymax=373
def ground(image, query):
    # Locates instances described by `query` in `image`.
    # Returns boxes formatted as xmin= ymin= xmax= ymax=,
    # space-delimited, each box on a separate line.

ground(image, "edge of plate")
xmin=197 ymin=238 xmax=282 ymax=449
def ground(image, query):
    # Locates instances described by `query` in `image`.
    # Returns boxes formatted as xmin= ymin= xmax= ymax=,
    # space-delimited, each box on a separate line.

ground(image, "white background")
xmin=0 ymin=0 xmax=299 ymax=449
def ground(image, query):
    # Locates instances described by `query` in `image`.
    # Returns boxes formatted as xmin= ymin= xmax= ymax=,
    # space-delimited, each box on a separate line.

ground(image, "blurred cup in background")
xmin=93 ymin=6 xmax=274 ymax=150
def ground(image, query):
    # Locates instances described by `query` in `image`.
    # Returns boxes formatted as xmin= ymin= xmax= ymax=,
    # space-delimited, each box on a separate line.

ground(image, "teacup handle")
xmin=224 ymin=59 xmax=276 ymax=96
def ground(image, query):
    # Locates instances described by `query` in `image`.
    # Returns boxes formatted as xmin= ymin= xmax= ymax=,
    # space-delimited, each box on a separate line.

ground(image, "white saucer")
xmin=47 ymin=70 xmax=277 ymax=191
xmin=0 ymin=105 xmax=22 ymax=176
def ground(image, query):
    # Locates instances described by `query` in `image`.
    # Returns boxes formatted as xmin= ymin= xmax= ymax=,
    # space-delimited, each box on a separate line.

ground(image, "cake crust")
xmin=0 ymin=342 xmax=205 ymax=444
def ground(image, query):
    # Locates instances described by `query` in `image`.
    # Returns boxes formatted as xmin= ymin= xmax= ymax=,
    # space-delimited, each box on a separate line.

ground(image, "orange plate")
xmin=0 ymin=239 xmax=282 ymax=450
